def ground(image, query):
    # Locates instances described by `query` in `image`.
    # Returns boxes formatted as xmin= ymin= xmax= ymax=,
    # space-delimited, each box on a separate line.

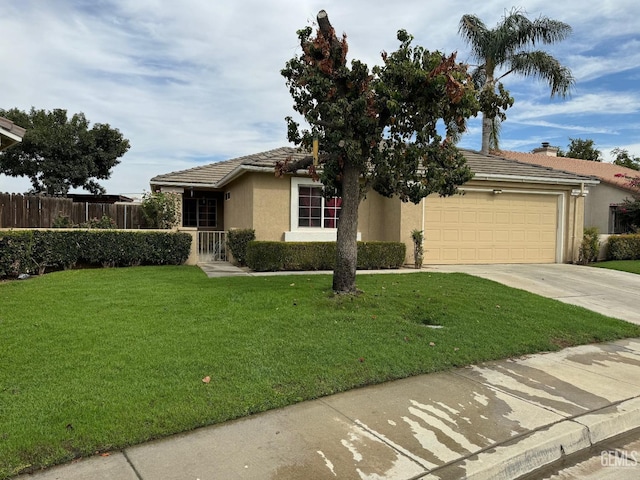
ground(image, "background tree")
xmin=281 ymin=10 xmax=478 ymax=293
xmin=0 ymin=107 xmax=129 ymax=195
xmin=459 ymin=9 xmax=574 ymax=153
xmin=616 ymin=175 xmax=640 ymax=233
xmin=612 ymin=148 xmax=640 ymax=171
xmin=564 ymin=138 xmax=602 ymax=161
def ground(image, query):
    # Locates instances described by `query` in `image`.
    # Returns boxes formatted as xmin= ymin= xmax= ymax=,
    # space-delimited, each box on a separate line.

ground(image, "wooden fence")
xmin=0 ymin=193 xmax=145 ymax=229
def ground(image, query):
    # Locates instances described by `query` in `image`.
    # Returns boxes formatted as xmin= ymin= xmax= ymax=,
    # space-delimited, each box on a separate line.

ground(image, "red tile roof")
xmin=498 ymin=150 xmax=640 ymax=192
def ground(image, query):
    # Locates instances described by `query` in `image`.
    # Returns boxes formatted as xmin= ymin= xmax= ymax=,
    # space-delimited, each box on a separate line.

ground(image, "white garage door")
xmin=423 ymin=191 xmax=559 ymax=264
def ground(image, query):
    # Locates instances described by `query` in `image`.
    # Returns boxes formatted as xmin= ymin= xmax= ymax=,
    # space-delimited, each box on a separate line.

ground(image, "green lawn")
xmin=592 ymin=260 xmax=640 ymax=275
xmin=2 ymin=266 xmax=639 ymax=478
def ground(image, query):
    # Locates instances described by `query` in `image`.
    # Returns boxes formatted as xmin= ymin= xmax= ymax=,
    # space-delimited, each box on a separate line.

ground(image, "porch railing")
xmin=198 ymin=231 xmax=227 ymax=262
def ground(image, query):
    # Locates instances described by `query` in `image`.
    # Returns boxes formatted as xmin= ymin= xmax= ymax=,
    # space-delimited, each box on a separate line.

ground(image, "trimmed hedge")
xmin=0 ymin=230 xmax=192 ymax=278
xmin=226 ymin=228 xmax=256 ymax=266
xmin=246 ymin=241 xmax=406 ymax=272
xmin=0 ymin=231 xmax=35 ymax=278
xmin=606 ymin=234 xmax=640 ymax=260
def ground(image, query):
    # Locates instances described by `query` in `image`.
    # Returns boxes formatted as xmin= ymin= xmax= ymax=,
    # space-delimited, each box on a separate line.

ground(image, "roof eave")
xmin=471 ymin=173 xmax=600 ymax=186
xmin=149 ymin=180 xmax=220 ymax=189
xmin=216 ymin=165 xmax=282 ymax=188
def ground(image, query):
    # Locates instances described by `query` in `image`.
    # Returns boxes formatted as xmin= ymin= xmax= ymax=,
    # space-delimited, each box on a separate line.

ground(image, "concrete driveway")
xmin=426 ymin=263 xmax=640 ymax=325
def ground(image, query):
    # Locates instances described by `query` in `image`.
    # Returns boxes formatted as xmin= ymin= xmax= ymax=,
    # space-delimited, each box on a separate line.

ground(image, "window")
xmin=286 ymin=177 xmax=356 ymax=242
xmin=183 ymin=198 xmax=217 ymax=228
xmin=297 ymin=185 xmax=341 ymax=228
xmin=610 ymin=204 xmax=632 ymax=234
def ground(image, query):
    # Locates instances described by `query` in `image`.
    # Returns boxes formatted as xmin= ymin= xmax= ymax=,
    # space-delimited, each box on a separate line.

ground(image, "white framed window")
xmin=297 ymin=184 xmax=342 ymax=228
xmin=286 ymin=177 xmax=358 ymax=241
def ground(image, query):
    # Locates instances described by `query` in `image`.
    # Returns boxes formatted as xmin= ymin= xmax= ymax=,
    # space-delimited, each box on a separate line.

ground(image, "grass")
xmin=2 ymin=266 xmax=639 ymax=478
xmin=591 ymin=260 xmax=640 ymax=275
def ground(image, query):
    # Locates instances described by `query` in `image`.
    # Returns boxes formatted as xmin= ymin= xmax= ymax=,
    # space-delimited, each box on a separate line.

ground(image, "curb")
xmin=418 ymin=396 xmax=640 ymax=480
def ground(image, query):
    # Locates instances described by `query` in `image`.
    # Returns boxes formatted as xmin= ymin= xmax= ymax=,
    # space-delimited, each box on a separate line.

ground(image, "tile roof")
xmin=498 ymin=150 xmax=639 ymax=192
xmin=150 ymin=147 xmax=598 ymax=188
xmin=463 ymin=150 xmax=597 ymax=184
xmin=150 ymin=147 xmax=310 ymax=187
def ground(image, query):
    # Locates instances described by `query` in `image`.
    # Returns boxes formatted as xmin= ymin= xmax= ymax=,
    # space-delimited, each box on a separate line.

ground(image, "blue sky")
xmin=1 ymin=0 xmax=639 ymax=195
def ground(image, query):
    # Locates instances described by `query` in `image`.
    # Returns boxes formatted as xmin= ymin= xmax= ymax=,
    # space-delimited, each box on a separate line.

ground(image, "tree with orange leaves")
xmin=281 ymin=10 xmax=479 ymax=294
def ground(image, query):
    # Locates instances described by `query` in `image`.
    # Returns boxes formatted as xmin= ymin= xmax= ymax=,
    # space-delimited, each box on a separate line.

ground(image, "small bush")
xmin=246 ymin=241 xmax=405 ymax=272
xmin=411 ymin=229 xmax=424 ymax=269
xmin=52 ymin=213 xmax=74 ymax=228
xmin=606 ymin=234 xmax=640 ymax=260
xmin=578 ymin=227 xmax=600 ymax=264
xmin=226 ymin=229 xmax=255 ymax=266
xmin=81 ymin=216 xmax=116 ymax=229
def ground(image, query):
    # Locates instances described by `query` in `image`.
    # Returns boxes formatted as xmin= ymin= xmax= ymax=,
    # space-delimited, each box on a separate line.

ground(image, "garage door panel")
xmin=424 ymin=191 xmax=558 ymax=264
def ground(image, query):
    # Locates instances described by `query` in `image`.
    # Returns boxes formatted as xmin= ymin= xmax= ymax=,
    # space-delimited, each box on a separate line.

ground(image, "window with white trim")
xmin=286 ymin=177 xmax=357 ymax=242
xmin=297 ymin=185 xmax=342 ymax=228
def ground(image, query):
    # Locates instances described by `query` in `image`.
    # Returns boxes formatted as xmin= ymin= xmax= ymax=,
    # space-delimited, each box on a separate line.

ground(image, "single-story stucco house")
xmin=150 ymin=147 xmax=599 ymax=266
xmin=500 ymin=144 xmax=640 ymax=234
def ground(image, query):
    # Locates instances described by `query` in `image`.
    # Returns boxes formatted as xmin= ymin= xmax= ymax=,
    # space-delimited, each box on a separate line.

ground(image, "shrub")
xmin=52 ymin=214 xmax=117 ymax=229
xmin=578 ymin=227 xmax=600 ymax=264
xmin=411 ymin=229 xmax=424 ymax=269
xmin=606 ymin=234 xmax=640 ymax=260
xmin=0 ymin=230 xmax=192 ymax=278
xmin=226 ymin=229 xmax=256 ymax=266
xmin=0 ymin=231 xmax=34 ymax=278
xmin=246 ymin=241 xmax=405 ymax=272
xmin=141 ymin=191 xmax=180 ymax=229
xmin=358 ymin=242 xmax=406 ymax=269
xmin=52 ymin=213 xmax=74 ymax=228
xmin=81 ymin=216 xmax=116 ymax=229
xmin=32 ymin=230 xmax=82 ymax=273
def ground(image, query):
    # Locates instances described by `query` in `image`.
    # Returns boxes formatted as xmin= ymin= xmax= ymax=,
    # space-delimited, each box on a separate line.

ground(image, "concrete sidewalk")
xmin=16 ymin=338 xmax=640 ymax=480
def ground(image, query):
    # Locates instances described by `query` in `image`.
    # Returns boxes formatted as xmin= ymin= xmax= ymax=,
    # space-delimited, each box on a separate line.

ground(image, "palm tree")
xmin=459 ymin=9 xmax=575 ymax=153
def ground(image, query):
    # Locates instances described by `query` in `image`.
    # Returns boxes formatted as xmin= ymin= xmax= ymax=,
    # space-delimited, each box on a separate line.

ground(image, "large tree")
xmin=612 ymin=148 xmax=640 ymax=171
xmin=281 ymin=10 xmax=478 ymax=293
xmin=0 ymin=107 xmax=130 ymax=195
xmin=564 ymin=138 xmax=602 ymax=161
xmin=459 ymin=9 xmax=574 ymax=153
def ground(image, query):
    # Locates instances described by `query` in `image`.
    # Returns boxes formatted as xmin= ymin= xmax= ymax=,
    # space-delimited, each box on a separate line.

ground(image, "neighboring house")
xmin=0 ymin=116 xmax=25 ymax=152
xmin=150 ymin=147 xmax=598 ymax=265
xmin=500 ymin=144 xmax=640 ymax=234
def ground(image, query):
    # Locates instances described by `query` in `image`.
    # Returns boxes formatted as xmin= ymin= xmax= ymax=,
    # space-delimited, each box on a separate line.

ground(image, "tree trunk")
xmin=332 ymin=162 xmax=360 ymax=294
xmin=481 ymin=112 xmax=492 ymax=154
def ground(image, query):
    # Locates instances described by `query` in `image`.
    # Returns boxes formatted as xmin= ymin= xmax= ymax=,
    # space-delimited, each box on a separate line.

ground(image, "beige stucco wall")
xmin=358 ymin=191 xmax=399 ymax=242
xmin=223 ymin=175 xmax=254 ymax=231
xmin=585 ymin=183 xmax=632 ymax=234
xmin=251 ymin=173 xmax=291 ymax=241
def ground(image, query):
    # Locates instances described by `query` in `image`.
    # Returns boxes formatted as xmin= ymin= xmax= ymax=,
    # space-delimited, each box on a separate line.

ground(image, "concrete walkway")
xmin=16 ymin=263 xmax=640 ymax=479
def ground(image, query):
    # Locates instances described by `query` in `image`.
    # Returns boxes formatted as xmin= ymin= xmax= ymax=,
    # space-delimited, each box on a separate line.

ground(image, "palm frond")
xmin=490 ymin=10 xmax=572 ymax=65
xmin=507 ymin=51 xmax=575 ymax=97
xmin=458 ymin=15 xmax=489 ymax=62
